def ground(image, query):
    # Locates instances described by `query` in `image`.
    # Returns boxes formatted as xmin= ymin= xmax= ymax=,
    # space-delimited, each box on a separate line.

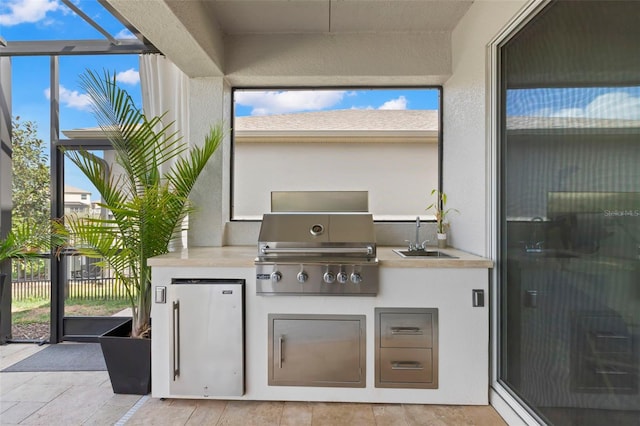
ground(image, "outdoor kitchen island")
xmin=149 ymin=246 xmax=492 ymax=405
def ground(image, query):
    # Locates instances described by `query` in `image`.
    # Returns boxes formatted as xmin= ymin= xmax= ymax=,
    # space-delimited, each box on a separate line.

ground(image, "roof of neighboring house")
xmin=62 ymin=110 xmax=439 ymax=143
xmin=507 ymin=116 xmax=640 ymax=130
xmin=234 ymin=109 xmax=439 ymax=143
xmin=235 ymin=109 xmax=439 ymax=132
xmin=64 ymin=201 xmax=90 ymax=208
xmin=63 ymin=110 xmax=640 ymax=142
xmin=64 ymin=185 xmax=91 ymax=195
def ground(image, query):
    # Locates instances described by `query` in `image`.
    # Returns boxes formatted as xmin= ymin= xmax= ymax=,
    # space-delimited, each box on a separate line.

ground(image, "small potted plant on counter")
xmin=56 ymin=69 xmax=223 ymax=394
xmin=426 ymin=189 xmax=459 ymax=248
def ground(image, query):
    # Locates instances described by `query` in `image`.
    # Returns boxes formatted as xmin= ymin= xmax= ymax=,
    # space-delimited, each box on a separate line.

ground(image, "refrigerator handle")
xmin=172 ymin=300 xmax=180 ymax=380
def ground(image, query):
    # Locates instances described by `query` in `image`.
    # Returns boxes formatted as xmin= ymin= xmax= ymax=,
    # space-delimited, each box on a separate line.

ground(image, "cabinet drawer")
xmin=375 ymin=308 xmax=438 ymax=389
xmin=379 ymin=348 xmax=433 ymax=385
xmin=380 ymin=312 xmax=433 ymax=348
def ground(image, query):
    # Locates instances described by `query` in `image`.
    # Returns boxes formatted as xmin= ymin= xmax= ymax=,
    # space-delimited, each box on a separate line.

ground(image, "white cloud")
xmin=532 ymin=92 xmax=640 ymax=120
xmin=115 ymin=28 xmax=137 ymax=39
xmin=0 ymin=0 xmax=61 ymax=26
xmin=116 ymin=68 xmax=140 ymax=85
xmin=378 ymin=96 xmax=407 ymax=110
xmin=44 ymin=85 xmax=92 ymax=111
xmin=584 ymin=92 xmax=640 ymax=119
xmin=235 ymin=90 xmax=346 ymax=115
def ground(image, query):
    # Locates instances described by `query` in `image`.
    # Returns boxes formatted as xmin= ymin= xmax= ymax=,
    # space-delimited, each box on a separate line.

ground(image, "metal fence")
xmin=12 ymin=278 xmax=132 ymax=301
xmin=11 ymin=257 xmax=133 ymax=301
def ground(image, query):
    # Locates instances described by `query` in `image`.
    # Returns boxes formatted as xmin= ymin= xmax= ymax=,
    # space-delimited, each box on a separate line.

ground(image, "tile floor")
xmin=1 ymin=343 xmax=509 ymax=425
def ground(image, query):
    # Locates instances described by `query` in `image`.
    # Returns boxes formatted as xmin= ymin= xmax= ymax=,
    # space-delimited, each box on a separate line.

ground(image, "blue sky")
xmin=2 ymin=0 xmax=143 ymax=195
xmin=2 ymin=0 xmax=143 ymax=131
xmin=507 ymin=87 xmax=640 ymax=119
xmin=234 ymin=88 xmax=440 ymax=117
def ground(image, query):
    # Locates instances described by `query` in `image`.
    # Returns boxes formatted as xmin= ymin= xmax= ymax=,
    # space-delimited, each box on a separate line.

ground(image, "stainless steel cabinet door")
xmin=170 ymin=280 xmax=244 ymax=397
xmin=269 ymin=314 xmax=366 ymax=387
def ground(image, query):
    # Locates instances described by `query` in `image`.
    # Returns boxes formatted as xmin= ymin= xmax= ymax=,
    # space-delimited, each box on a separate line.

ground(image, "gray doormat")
xmin=2 ymin=343 xmax=106 ymax=372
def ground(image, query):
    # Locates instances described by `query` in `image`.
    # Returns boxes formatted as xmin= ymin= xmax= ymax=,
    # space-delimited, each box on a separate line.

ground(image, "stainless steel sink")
xmin=393 ymin=249 xmax=458 ymax=259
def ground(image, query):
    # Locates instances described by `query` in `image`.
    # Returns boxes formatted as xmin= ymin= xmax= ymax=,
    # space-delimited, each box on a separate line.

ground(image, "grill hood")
xmin=258 ymin=213 xmax=375 ymax=245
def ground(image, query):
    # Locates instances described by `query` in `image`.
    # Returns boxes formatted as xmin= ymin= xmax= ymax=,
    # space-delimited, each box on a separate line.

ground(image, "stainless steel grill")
xmin=255 ymin=213 xmax=379 ymax=295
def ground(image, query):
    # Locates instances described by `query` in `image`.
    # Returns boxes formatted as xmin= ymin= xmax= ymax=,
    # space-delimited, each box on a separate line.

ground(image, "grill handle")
xmin=261 ymin=246 xmax=374 ymax=256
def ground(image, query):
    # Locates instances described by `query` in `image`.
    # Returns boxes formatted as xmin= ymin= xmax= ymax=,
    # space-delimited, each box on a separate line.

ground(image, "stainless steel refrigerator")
xmin=167 ymin=278 xmax=245 ymax=397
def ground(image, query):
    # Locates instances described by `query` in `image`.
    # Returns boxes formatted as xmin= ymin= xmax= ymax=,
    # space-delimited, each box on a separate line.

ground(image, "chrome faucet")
xmin=405 ymin=217 xmax=428 ymax=251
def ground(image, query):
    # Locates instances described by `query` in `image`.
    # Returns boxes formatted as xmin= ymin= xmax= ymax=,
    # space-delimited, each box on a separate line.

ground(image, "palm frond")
xmin=1 ymin=220 xmax=62 ymax=264
xmin=166 ymin=125 xmax=223 ymax=198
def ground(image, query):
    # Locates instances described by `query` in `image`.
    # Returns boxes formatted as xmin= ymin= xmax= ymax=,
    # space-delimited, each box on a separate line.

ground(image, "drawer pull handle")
xmin=391 ymin=361 xmax=423 ymax=370
xmin=390 ymin=326 xmax=422 ymax=335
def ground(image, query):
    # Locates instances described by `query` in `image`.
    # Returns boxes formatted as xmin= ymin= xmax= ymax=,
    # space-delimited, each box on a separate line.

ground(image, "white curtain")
xmin=139 ymin=54 xmax=190 ymax=249
xmin=139 ymin=53 xmax=189 ymax=160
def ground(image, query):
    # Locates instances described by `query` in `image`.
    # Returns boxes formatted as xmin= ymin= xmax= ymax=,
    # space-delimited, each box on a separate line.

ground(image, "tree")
xmin=11 ymin=116 xmax=50 ymax=228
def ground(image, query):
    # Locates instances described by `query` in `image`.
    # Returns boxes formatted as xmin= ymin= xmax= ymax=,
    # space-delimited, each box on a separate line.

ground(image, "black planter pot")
xmin=99 ymin=318 xmax=151 ymax=395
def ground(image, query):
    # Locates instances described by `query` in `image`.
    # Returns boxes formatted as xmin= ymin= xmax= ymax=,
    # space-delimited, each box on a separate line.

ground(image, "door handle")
xmin=278 ymin=336 xmax=284 ymax=369
xmin=172 ymin=300 xmax=180 ymax=380
xmin=472 ymin=289 xmax=484 ymax=307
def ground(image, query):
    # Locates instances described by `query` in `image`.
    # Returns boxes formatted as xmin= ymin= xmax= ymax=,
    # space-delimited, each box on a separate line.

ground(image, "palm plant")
xmin=59 ymin=69 xmax=222 ymax=338
xmin=0 ymin=220 xmax=55 ymax=265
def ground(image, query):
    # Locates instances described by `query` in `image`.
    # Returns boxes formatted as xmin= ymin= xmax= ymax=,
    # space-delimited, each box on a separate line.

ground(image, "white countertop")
xmin=148 ymin=246 xmax=493 ymax=269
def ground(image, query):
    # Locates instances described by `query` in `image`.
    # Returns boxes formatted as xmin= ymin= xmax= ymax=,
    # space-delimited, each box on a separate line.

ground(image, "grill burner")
xmin=255 ymin=213 xmax=379 ymax=295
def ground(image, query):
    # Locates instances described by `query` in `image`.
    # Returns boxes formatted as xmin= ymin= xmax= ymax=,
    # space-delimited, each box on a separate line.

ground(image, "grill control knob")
xmin=350 ymin=272 xmax=362 ymax=284
xmin=296 ymin=271 xmax=308 ymax=283
xmin=271 ymin=271 xmax=282 ymax=282
xmin=337 ymin=271 xmax=348 ymax=284
xmin=323 ymin=271 xmax=336 ymax=284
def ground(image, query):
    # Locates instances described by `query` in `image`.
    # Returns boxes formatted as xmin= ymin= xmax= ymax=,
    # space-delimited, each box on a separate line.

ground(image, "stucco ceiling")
xmin=104 ymin=0 xmax=473 ymax=80
xmin=198 ymin=0 xmax=473 ymax=34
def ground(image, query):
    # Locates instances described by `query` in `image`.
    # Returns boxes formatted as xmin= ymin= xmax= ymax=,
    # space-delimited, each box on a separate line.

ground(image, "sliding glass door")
xmin=498 ymin=1 xmax=640 ymax=424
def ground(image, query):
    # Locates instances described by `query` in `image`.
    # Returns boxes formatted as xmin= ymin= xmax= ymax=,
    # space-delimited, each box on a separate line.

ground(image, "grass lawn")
xmin=12 ymin=298 xmax=131 ymax=324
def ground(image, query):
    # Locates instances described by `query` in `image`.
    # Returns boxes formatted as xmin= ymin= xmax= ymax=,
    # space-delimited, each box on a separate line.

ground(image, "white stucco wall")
xmin=506 ymin=134 xmax=640 ymax=218
xmin=443 ymin=0 xmax=527 ymax=255
xmin=233 ymin=141 xmax=438 ymax=220
xmin=188 ymin=77 xmax=231 ymax=247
